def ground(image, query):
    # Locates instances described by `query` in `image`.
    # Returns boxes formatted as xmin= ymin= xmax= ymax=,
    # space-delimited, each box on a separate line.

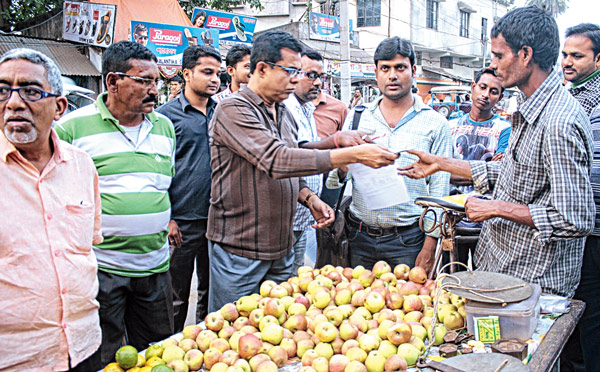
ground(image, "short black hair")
xmin=374 ymin=36 xmax=416 ymax=67
xmin=250 ymin=31 xmax=303 ymax=73
xmin=226 ymin=44 xmax=251 ymax=67
xmin=301 ymin=49 xmax=323 ymax=61
xmin=182 ymin=45 xmax=222 ymax=70
xmin=102 ymin=41 xmax=157 ymax=88
xmin=170 ymin=75 xmax=183 ymax=83
xmin=133 ymin=23 xmax=147 ymax=35
xmin=565 ymin=23 xmax=600 ymax=57
xmin=491 ymin=6 xmax=559 ymax=72
xmin=474 ymin=68 xmax=504 ymax=92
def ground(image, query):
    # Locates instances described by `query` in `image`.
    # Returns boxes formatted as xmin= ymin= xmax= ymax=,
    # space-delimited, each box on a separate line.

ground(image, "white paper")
xmin=347 ymin=163 xmax=410 ymax=209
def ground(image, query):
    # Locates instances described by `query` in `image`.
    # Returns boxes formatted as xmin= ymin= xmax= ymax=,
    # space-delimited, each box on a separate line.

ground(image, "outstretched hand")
xmin=355 ymin=144 xmax=399 ymax=168
xmin=397 ymin=150 xmax=440 ymax=179
xmin=308 ymin=196 xmax=335 ymax=229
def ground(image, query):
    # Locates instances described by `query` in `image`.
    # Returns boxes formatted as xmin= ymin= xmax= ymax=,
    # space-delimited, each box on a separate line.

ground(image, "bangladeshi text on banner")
xmin=191 ymin=8 xmax=257 ymax=45
xmin=308 ymin=12 xmax=353 ymax=43
xmin=63 ymin=1 xmax=117 ymax=48
xmin=130 ymin=21 xmax=219 ymax=78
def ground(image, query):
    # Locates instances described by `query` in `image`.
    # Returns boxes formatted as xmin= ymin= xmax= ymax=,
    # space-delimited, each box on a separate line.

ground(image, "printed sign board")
xmin=309 ymin=12 xmax=353 ymax=43
xmin=131 ymin=21 xmax=219 ymax=78
xmin=191 ymin=7 xmax=257 ymax=44
xmin=63 ymin=1 xmax=117 ymax=48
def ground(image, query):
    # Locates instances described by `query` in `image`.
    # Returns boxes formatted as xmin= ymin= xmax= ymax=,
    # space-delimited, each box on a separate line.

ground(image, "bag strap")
xmin=334 ymin=105 xmax=366 ymax=212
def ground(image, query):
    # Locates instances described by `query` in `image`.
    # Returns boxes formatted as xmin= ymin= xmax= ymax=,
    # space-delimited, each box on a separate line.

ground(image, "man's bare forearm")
xmin=438 ymin=156 xmax=472 ymax=179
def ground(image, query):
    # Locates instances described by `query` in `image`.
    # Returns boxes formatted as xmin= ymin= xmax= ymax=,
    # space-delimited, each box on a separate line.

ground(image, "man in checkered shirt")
xmin=400 ymin=6 xmax=595 ymax=298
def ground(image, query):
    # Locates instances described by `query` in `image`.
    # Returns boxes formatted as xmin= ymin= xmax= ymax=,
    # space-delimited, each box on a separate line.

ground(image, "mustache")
xmin=142 ymin=95 xmax=156 ymax=103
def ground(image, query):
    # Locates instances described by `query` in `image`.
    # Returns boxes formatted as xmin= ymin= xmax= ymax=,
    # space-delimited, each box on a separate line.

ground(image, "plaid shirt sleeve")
xmin=471 ymin=160 xmax=502 ymax=194
xmin=529 ymin=120 xmax=595 ymax=243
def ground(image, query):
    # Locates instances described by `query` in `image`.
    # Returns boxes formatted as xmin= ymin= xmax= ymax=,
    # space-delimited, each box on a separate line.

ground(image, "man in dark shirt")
xmin=156 ymin=45 xmax=221 ymax=330
xmin=207 ymin=31 xmax=399 ymax=311
xmin=562 ymin=23 xmax=600 ymax=115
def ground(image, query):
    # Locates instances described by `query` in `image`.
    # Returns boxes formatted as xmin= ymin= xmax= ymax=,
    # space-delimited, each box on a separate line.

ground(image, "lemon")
xmin=151 ymin=365 xmax=174 ymax=372
xmin=116 ymin=345 xmax=139 ymax=370
xmin=139 ymin=367 xmax=154 ymax=372
xmin=136 ymin=354 xmax=146 ymax=367
xmin=126 ymin=368 xmax=141 ymax=372
xmin=145 ymin=356 xmax=166 ymax=368
xmin=145 ymin=344 xmax=164 ymax=360
xmin=103 ymin=362 xmax=125 ymax=372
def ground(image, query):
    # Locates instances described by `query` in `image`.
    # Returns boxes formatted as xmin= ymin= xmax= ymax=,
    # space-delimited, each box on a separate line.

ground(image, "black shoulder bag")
xmin=315 ymin=105 xmax=365 ymax=268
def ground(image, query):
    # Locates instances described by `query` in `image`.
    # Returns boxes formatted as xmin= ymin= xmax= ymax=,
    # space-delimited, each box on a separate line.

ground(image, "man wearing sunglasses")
xmin=0 ymin=48 xmax=103 ymax=371
xmin=207 ymin=31 xmax=399 ymax=311
xmin=56 ymin=41 xmax=176 ymax=369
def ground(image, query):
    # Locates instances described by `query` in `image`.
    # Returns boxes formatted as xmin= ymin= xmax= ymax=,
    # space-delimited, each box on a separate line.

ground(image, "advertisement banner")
xmin=130 ymin=21 xmax=219 ymax=78
xmin=329 ymin=60 xmax=375 ymax=79
xmin=309 ymin=12 xmax=353 ymax=43
xmin=63 ymin=1 xmax=117 ymax=48
xmin=191 ymin=7 xmax=257 ymax=45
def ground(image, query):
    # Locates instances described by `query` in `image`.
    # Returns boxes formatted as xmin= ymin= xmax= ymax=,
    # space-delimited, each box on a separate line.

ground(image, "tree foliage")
xmin=525 ymin=0 xmax=569 ymax=17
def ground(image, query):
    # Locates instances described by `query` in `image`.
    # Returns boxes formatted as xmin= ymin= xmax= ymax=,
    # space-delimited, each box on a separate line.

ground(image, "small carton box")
xmin=465 ymin=283 xmax=541 ymax=342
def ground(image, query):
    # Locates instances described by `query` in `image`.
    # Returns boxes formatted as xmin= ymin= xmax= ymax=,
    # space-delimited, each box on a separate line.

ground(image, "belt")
xmin=347 ymin=211 xmax=418 ymax=237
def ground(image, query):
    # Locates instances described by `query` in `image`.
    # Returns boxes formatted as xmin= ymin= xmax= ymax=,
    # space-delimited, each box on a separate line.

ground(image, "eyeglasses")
xmin=0 ymin=86 xmax=60 ymax=102
xmin=265 ymin=62 xmax=306 ymax=78
xmin=135 ymin=34 xmax=148 ymax=40
xmin=305 ymin=72 xmax=327 ymax=81
xmin=114 ymin=72 xmax=159 ymax=87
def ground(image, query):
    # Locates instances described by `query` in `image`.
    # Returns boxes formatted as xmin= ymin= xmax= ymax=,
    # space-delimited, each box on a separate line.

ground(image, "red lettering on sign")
xmin=206 ymin=15 xmax=231 ymax=30
xmin=319 ymin=17 xmax=334 ymax=29
xmin=150 ymin=28 xmax=182 ymax=45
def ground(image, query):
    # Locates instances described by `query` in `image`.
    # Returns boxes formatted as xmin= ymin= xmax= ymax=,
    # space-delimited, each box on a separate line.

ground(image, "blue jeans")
xmin=348 ymin=221 xmax=424 ymax=270
xmin=207 ymin=241 xmax=295 ymax=312
xmin=292 ymin=230 xmax=308 ymax=276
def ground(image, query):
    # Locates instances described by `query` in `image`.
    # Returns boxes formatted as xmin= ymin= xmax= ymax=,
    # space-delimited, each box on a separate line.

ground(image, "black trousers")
xmin=95 ymin=271 xmax=174 ymax=369
xmin=561 ymin=236 xmax=600 ymax=372
xmin=170 ymin=218 xmax=210 ymax=331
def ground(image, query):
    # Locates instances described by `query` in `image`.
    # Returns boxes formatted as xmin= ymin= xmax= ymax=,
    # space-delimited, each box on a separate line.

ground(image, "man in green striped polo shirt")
xmin=56 ymin=41 xmax=176 ymax=369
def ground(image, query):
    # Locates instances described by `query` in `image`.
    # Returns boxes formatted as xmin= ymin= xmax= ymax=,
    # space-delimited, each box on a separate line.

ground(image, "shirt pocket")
xmin=65 ymin=202 xmax=95 ymax=254
xmin=501 ymin=160 xmax=547 ymax=205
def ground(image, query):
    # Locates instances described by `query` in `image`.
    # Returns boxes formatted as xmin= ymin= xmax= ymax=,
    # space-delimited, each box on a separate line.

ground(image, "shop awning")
xmin=422 ymin=66 xmax=469 ymax=82
xmin=0 ymin=35 xmax=100 ymax=76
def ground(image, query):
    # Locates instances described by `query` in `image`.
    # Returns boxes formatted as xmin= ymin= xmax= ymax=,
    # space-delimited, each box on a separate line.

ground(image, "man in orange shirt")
xmin=0 ymin=48 xmax=103 ymax=371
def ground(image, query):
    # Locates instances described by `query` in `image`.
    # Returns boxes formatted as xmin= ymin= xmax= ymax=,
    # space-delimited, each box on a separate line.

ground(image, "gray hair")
xmin=0 ymin=48 xmax=63 ymax=95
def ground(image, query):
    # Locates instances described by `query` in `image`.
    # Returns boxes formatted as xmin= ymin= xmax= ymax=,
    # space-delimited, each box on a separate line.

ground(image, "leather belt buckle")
xmin=368 ymin=226 xmax=384 ymax=237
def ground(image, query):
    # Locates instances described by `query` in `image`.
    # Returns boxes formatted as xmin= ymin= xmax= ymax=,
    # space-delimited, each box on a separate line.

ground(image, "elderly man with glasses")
xmin=56 ymin=41 xmax=176 ymax=369
xmin=207 ymin=31 xmax=399 ymax=311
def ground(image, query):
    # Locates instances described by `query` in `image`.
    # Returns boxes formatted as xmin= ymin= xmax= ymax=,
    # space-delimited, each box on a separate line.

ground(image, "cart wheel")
xmin=438 ymin=105 xmax=451 ymax=118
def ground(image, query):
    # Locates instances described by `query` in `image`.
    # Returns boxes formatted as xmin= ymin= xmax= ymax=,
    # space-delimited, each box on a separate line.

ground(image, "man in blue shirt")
xmin=156 ymin=45 xmax=221 ymax=331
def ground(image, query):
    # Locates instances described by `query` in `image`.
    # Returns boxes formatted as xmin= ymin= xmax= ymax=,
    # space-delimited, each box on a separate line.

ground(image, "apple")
xmin=329 ymin=354 xmax=350 ymax=372
xmin=402 ymin=295 xmax=423 ymax=313
xmin=264 ymin=298 xmax=285 ymax=318
xmin=240 ymin=325 xmax=259 ymax=335
xmin=346 ymin=347 xmax=368 ymax=363
xmin=210 ymin=338 xmax=231 ymax=353
xmin=288 ymin=303 xmax=308 ymax=316
xmin=298 ymin=265 xmax=313 ymax=276
xmin=315 ymin=342 xmax=335 ymax=359
xmin=393 ymin=264 xmax=410 ymax=280
xmin=179 ymin=338 xmax=198 ymax=352
xmin=284 ymin=314 xmax=308 ymax=332
xmin=236 ymin=296 xmax=258 ymax=317
xmin=163 ymin=345 xmax=186 ymax=363
xmin=259 ymin=280 xmax=276 ymax=297
xmin=234 ymin=359 xmax=252 ymax=372
xmin=364 ymin=292 xmax=385 ymax=314
xmin=228 ymin=331 xmax=245 ymax=352
xmin=204 ymin=347 xmax=223 ymax=370
xmin=255 ymin=360 xmax=279 ymax=372
xmin=238 ymin=334 xmax=261 ymax=360
xmin=299 ymin=276 xmax=314 ymax=292
xmin=418 ymin=286 xmax=430 ymax=296
xmin=206 ymin=312 xmax=226 ymax=332
xmin=332 ymin=337 xmax=344 ymax=354
xmin=210 ymin=362 xmax=229 ymax=372
xmin=280 ymin=338 xmax=297 ymax=358
xmin=345 ymin=360 xmax=367 ymax=372
xmin=377 ymin=340 xmax=397 ymax=358
xmin=339 ymin=304 xmax=355 ymax=319
xmin=168 ymin=358 xmax=190 ymax=372
xmin=219 ymin=326 xmax=237 ymax=340
xmin=269 ymin=285 xmax=288 ymax=299
xmin=163 ymin=337 xmax=180 ymax=348
xmin=396 ymin=343 xmax=420 ymax=367
xmin=342 ymin=339 xmax=360 ymax=355
xmin=182 ymin=325 xmax=203 ymax=341
xmin=233 ymin=317 xmax=250 ymax=330
xmin=437 ymin=304 xmax=457 ymax=323
xmin=185 ymin=349 xmax=204 ymax=371
xmin=358 ymin=270 xmax=376 ymax=288
xmin=293 ymin=330 xmax=312 ymax=343
xmin=295 ymin=295 xmax=311 ymax=310
xmin=302 ymin=349 xmax=320 ymax=366
xmin=358 ymin=334 xmax=379 ymax=353
xmin=377 ymin=319 xmax=395 ymax=340
xmin=458 ymin=305 xmax=466 ymax=320
xmin=403 ymin=311 xmax=423 ymax=323
xmin=327 ymin=270 xmax=344 ymax=286
xmin=409 ymin=336 xmax=425 ymax=354
xmin=220 ymin=303 xmax=240 ymax=322
xmin=408 ymin=267 xmax=427 ymax=284
xmin=379 ymin=273 xmax=397 ymax=287
xmin=220 ymin=350 xmax=240 ymax=366
xmin=348 ymin=314 xmax=368 ymax=333
xmin=384 ymin=354 xmax=407 ymax=372
xmin=314 ymin=290 xmax=332 ymax=309
xmin=249 ymin=354 xmax=270 ymax=372
xmin=351 ymin=290 xmax=367 ymax=307
xmin=386 ymin=323 xmax=412 ymax=346
xmin=267 ymin=345 xmax=288 ymax=367
xmin=312 ymin=356 xmax=330 ymax=372
xmin=297 ymin=339 xmax=316 ymax=357
xmin=348 ymin=281 xmax=364 ymax=294
xmin=353 ymin=307 xmax=372 ymax=320
xmin=443 ymin=310 xmax=464 ymax=330
xmin=197 ymin=330 xmax=218 ymax=352
xmin=261 ymin=323 xmax=283 ymax=345
xmin=342 ymin=267 xmax=354 ymax=281
xmin=431 ymin=324 xmax=447 ymax=346
xmin=372 ymin=261 xmax=392 ymax=278
xmin=410 ymin=323 xmax=427 ymax=341
xmin=339 ymin=321 xmax=359 ymax=341
xmin=325 ymin=308 xmax=344 ymax=327
xmin=398 ymin=282 xmax=418 ymax=296
xmin=335 ymin=288 xmax=353 ymax=306
xmin=365 ymin=351 xmax=386 ymax=372
xmin=259 ymin=315 xmax=279 ymax=332
xmin=248 ymin=309 xmax=264 ymax=328
xmin=392 ymin=310 xmax=405 ymax=322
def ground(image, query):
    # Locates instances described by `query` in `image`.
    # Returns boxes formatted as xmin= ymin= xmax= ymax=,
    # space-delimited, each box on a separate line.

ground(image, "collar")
xmin=367 ymin=94 xmax=431 ymax=113
xmin=179 ymin=91 xmax=216 ymax=114
xmin=1 ymin=128 xmax=69 ymax=163
xmin=316 ymin=92 xmax=328 ymax=106
xmin=517 ymin=70 xmax=561 ymax=126
xmin=95 ymin=92 xmax=161 ymax=129
xmin=240 ymin=86 xmax=285 ymax=112
xmin=287 ymin=93 xmax=316 ymax=112
xmin=572 ymin=68 xmax=600 ymax=88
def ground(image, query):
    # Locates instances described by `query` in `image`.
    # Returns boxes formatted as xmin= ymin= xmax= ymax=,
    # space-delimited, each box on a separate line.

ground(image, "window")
xmin=416 ymin=51 xmax=423 ymax=65
xmin=426 ymin=0 xmax=438 ymax=30
xmin=481 ymin=17 xmax=488 ymax=41
xmin=440 ymin=56 xmax=453 ymax=69
xmin=460 ymin=10 xmax=470 ymax=37
xmin=357 ymin=0 xmax=381 ymax=27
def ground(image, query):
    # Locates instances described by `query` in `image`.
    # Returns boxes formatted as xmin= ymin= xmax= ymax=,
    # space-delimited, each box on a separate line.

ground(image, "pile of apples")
xmin=106 ymin=262 xmax=467 ymax=372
